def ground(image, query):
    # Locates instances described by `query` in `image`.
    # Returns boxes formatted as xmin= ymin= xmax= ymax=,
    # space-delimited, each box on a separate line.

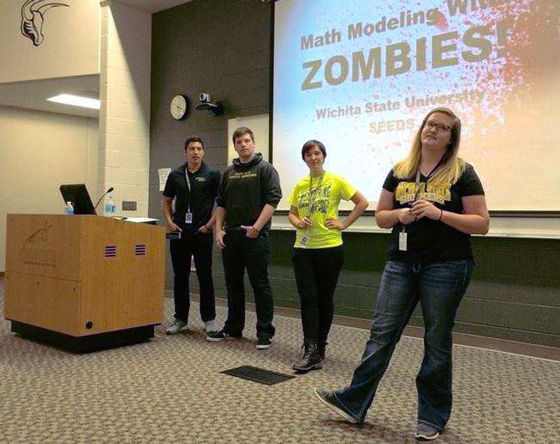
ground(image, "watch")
xmin=170 ymin=94 xmax=188 ymax=120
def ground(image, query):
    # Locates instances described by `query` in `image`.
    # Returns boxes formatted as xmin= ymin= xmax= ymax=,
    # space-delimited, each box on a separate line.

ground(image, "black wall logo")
xmin=21 ymin=225 xmax=57 ymax=267
xmin=21 ymin=0 xmax=70 ymax=47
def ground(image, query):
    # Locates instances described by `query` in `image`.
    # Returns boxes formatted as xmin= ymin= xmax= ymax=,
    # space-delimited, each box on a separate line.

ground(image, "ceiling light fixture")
xmin=47 ymin=94 xmax=100 ymax=110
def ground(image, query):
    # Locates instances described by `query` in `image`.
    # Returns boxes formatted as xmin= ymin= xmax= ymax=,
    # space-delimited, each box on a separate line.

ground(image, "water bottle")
xmin=63 ymin=201 xmax=74 ymax=215
xmin=105 ymin=194 xmax=117 ymax=217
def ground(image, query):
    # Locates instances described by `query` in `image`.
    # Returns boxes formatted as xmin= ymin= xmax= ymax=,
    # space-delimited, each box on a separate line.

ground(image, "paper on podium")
xmin=124 ymin=217 xmax=159 ymax=224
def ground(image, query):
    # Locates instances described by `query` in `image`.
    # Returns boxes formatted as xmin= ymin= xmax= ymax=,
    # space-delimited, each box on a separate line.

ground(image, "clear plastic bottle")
xmin=105 ymin=194 xmax=117 ymax=217
xmin=63 ymin=201 xmax=74 ymax=215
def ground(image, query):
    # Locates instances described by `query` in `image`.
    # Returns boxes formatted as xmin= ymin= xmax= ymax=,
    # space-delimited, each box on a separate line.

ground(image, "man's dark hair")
xmin=232 ymin=127 xmax=255 ymax=144
xmin=184 ymin=136 xmax=204 ymax=150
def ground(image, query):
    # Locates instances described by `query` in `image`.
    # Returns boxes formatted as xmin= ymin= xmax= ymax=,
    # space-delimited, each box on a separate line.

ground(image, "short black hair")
xmin=184 ymin=136 xmax=204 ymax=150
xmin=232 ymin=127 xmax=255 ymax=144
xmin=301 ymin=140 xmax=327 ymax=160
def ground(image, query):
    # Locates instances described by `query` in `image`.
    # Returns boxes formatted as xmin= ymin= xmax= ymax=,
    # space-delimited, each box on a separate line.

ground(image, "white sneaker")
xmin=204 ymin=319 xmax=218 ymax=334
xmin=166 ymin=319 xmax=187 ymax=335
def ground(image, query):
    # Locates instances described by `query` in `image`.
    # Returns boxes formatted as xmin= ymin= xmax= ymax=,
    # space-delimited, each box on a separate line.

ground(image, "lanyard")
xmin=414 ymin=170 xmax=424 ymax=201
xmin=184 ymin=169 xmax=192 ymax=213
xmin=400 ymin=161 xmax=443 ymax=234
xmin=300 ymin=172 xmax=325 ymax=246
xmin=307 ymin=172 xmax=325 ymax=216
xmin=414 ymin=157 xmax=445 ymax=198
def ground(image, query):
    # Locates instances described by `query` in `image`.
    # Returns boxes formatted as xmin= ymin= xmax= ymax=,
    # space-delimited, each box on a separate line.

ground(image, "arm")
xmin=411 ymin=195 xmax=489 ymax=234
xmin=241 ymin=164 xmax=282 ymax=238
xmin=213 ymin=170 xmax=228 ymax=247
xmin=288 ymin=205 xmax=311 ymax=229
xmin=375 ymin=189 xmax=415 ymax=228
xmin=213 ymin=206 xmax=226 ymax=249
xmin=162 ymin=196 xmax=181 ymax=232
xmin=325 ymin=191 xmax=369 ymax=230
xmin=241 ymin=204 xmax=276 ymax=238
xmin=200 ymin=170 xmax=222 ymax=233
xmin=261 ymin=165 xmax=282 ymax=209
xmin=198 ymin=207 xmax=217 ymax=233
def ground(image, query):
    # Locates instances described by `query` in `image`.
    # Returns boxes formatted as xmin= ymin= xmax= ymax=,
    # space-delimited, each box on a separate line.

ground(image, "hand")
xmin=296 ymin=216 xmax=312 ymax=229
xmin=398 ymin=208 xmax=416 ymax=225
xmin=214 ymin=229 xmax=226 ymax=250
xmin=411 ymin=200 xmax=441 ymax=220
xmin=166 ymin=221 xmax=182 ymax=233
xmin=240 ymin=225 xmax=260 ymax=238
xmin=325 ymin=218 xmax=345 ymax=231
xmin=198 ymin=224 xmax=211 ymax=234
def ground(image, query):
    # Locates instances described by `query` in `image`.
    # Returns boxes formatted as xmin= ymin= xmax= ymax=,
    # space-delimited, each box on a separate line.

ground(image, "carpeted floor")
xmin=0 ymin=277 xmax=558 ymax=444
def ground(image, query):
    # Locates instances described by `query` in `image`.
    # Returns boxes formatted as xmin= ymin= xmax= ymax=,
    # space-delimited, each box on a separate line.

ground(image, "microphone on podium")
xmin=94 ymin=187 xmax=115 ymax=212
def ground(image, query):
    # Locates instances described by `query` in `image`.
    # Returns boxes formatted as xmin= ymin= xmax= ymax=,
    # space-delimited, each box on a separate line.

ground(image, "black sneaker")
xmin=256 ymin=336 xmax=272 ymax=349
xmin=313 ymin=387 xmax=361 ymax=424
xmin=206 ymin=330 xmax=241 ymax=342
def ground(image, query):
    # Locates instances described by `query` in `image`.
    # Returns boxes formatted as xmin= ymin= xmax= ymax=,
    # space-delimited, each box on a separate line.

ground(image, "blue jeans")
xmin=334 ymin=259 xmax=473 ymax=430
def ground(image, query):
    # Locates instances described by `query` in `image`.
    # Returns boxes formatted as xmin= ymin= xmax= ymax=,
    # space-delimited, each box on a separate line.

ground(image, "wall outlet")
xmin=122 ymin=201 xmax=137 ymax=211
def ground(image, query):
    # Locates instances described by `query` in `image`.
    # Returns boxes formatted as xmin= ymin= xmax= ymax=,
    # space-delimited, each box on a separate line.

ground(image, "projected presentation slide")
xmin=273 ymin=0 xmax=560 ymax=211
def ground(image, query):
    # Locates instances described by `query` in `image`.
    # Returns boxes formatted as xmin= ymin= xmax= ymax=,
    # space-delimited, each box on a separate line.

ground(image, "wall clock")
xmin=170 ymin=94 xmax=188 ymax=120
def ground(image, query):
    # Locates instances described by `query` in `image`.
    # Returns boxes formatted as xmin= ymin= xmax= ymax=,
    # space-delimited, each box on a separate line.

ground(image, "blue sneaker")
xmin=313 ymin=387 xmax=361 ymax=424
xmin=415 ymin=423 xmax=440 ymax=441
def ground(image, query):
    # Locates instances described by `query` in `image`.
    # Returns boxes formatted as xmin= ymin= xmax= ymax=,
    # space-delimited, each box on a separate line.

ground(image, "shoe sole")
xmin=256 ymin=343 xmax=272 ymax=349
xmin=166 ymin=327 xmax=188 ymax=335
xmin=206 ymin=336 xmax=224 ymax=342
xmin=292 ymin=362 xmax=323 ymax=372
xmin=313 ymin=387 xmax=359 ymax=424
xmin=415 ymin=431 xmax=440 ymax=441
xmin=206 ymin=335 xmax=242 ymax=342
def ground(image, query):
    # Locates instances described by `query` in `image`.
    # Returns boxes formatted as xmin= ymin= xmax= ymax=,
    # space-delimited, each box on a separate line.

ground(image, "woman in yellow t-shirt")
xmin=288 ymin=140 xmax=368 ymax=372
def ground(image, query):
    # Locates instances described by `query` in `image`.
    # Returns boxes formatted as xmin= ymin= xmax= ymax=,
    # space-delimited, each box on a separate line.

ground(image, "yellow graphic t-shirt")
xmin=288 ymin=171 xmax=357 ymax=249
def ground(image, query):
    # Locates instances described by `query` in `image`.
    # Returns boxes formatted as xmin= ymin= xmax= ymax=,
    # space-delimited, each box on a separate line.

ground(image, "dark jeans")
xmin=292 ymin=246 xmax=344 ymax=347
xmin=169 ymin=231 xmax=216 ymax=324
xmin=334 ymin=259 xmax=474 ymax=430
xmin=221 ymin=230 xmax=275 ymax=338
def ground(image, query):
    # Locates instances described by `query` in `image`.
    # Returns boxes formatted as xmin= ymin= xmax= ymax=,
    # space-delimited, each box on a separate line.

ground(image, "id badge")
xmin=185 ymin=212 xmax=193 ymax=224
xmin=399 ymin=231 xmax=407 ymax=251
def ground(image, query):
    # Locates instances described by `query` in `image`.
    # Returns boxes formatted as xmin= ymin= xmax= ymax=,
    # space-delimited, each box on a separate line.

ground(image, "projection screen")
xmin=272 ymin=0 xmax=560 ymax=211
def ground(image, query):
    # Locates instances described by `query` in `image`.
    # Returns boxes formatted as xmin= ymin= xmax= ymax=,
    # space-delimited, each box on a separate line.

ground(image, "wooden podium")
xmin=4 ymin=214 xmax=165 ymax=352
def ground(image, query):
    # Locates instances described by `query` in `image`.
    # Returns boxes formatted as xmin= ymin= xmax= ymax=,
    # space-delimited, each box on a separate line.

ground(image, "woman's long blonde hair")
xmin=394 ymin=107 xmax=465 ymax=185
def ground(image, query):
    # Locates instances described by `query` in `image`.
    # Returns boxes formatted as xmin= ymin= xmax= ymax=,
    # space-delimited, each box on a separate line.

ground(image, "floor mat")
xmin=221 ymin=365 xmax=296 ymax=385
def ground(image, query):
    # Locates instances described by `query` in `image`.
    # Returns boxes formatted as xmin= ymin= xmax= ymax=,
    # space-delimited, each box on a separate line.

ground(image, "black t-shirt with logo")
xmin=382 ymin=162 xmax=484 ymax=264
xmin=217 ymin=153 xmax=282 ymax=232
xmin=163 ymin=162 xmax=220 ymax=233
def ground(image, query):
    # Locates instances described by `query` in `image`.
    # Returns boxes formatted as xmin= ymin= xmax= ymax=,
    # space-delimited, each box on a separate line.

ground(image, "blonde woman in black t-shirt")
xmin=314 ymin=107 xmax=490 ymax=441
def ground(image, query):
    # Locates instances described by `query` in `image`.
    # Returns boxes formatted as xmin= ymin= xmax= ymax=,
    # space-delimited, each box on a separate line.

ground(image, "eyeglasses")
xmin=425 ymin=120 xmax=452 ymax=133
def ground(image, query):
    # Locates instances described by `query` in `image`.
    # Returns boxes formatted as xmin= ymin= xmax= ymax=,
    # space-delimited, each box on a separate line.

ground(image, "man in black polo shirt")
xmin=206 ymin=127 xmax=282 ymax=349
xmin=162 ymin=137 xmax=221 ymax=335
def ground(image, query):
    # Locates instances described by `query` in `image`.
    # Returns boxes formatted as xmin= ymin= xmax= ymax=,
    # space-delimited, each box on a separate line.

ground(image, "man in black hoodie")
xmin=207 ymin=127 xmax=282 ymax=349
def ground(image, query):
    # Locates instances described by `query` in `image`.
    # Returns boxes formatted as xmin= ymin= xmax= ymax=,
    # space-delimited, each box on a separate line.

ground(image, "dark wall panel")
xmin=150 ymin=0 xmax=273 ymax=220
